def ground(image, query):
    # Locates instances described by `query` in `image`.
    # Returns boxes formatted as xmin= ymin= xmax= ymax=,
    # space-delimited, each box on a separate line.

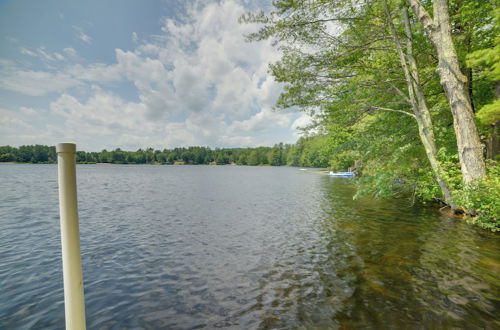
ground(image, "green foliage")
xmin=452 ymin=162 xmax=500 ymax=231
xmin=354 ymin=172 xmax=406 ymax=200
xmin=241 ymin=0 xmax=500 ymax=230
xmin=466 ymin=7 xmax=500 ymax=126
xmin=0 ymin=144 xmax=296 ymax=167
xmin=476 ymin=100 xmax=500 ymax=126
xmin=436 ymin=149 xmax=463 ymax=192
xmin=0 ymin=139 xmax=342 ymax=169
xmin=465 ymin=8 xmax=500 ymax=82
xmin=467 ymin=46 xmax=500 ymax=82
xmin=329 ymin=150 xmax=358 ymax=172
xmin=0 ymin=145 xmax=56 ymax=163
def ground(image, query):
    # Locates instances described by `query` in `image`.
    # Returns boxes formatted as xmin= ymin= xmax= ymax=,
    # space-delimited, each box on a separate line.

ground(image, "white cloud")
xmin=292 ymin=113 xmax=313 ymax=130
xmin=48 ymin=90 xmax=156 ymax=149
xmin=291 ymin=113 xmax=319 ymax=138
xmin=143 ymin=0 xmax=284 ymax=122
xmin=0 ymin=69 xmax=81 ymax=96
xmin=79 ymin=31 xmax=92 ymax=44
xmin=19 ymin=46 xmax=65 ymax=62
xmin=229 ymin=107 xmax=290 ymax=133
xmin=19 ymin=106 xmax=37 ymax=116
xmin=50 ymin=90 xmax=145 ymax=131
xmin=36 ymin=47 xmax=55 ymax=61
xmin=63 ymin=47 xmax=77 ymax=57
xmin=0 ymin=108 xmax=32 ymax=130
xmin=20 ymin=47 xmax=36 ymax=57
xmin=0 ymin=0 xmax=308 ymax=149
xmin=66 ymin=62 xmax=123 ymax=82
xmin=74 ymin=26 xmax=92 ymax=44
xmin=0 ymin=107 xmax=54 ymax=145
xmin=54 ymin=53 xmax=65 ymax=61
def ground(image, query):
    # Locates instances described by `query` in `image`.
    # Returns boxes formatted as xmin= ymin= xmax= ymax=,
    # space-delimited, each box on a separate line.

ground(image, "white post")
xmin=56 ymin=143 xmax=86 ymax=330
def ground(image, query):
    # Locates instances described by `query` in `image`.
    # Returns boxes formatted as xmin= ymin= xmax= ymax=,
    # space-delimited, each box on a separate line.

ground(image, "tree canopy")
xmin=242 ymin=0 xmax=499 ymax=230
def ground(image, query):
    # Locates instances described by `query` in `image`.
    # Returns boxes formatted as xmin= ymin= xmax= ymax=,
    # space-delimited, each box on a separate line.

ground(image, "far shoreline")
xmin=0 ymin=161 xmax=327 ymax=170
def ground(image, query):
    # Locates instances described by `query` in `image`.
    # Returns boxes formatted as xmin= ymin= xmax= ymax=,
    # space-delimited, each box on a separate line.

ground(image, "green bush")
xmin=452 ymin=161 xmax=500 ymax=232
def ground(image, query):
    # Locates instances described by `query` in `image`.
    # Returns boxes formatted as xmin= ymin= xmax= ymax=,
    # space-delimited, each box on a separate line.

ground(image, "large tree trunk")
xmin=408 ymin=0 xmax=486 ymax=185
xmin=401 ymin=8 xmax=453 ymax=202
xmin=384 ymin=0 xmax=452 ymax=202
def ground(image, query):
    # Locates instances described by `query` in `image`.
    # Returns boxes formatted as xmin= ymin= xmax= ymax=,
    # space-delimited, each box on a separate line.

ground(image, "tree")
xmin=408 ymin=0 xmax=486 ymax=184
xmin=269 ymin=144 xmax=284 ymax=166
xmin=242 ymin=0 xmax=455 ymax=200
xmin=246 ymin=150 xmax=257 ymax=166
xmin=383 ymin=0 xmax=452 ymax=202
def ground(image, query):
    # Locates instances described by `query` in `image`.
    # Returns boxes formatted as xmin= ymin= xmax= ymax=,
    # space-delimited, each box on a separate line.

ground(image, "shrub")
xmin=452 ymin=161 xmax=500 ymax=232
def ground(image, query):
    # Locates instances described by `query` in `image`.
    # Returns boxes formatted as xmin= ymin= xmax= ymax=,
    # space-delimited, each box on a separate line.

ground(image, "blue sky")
xmin=0 ymin=0 xmax=311 ymax=151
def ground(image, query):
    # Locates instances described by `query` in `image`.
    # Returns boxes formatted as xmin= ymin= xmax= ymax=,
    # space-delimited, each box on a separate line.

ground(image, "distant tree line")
xmin=0 ymin=136 xmax=334 ymax=167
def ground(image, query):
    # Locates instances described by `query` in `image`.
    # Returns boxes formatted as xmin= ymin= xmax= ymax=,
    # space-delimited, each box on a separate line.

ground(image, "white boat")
xmin=327 ymin=171 xmax=355 ymax=177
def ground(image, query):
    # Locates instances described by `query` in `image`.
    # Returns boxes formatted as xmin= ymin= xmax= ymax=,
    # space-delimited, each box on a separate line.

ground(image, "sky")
xmin=0 ymin=0 xmax=312 ymax=151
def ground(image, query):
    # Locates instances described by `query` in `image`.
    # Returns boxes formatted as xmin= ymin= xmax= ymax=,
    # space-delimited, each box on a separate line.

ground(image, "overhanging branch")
xmin=368 ymin=106 xmax=416 ymax=119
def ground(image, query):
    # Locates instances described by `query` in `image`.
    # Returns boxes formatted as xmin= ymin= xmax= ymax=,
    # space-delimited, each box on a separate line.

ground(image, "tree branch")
xmin=390 ymin=83 xmax=411 ymax=104
xmin=368 ymin=106 xmax=416 ymax=119
xmin=289 ymin=17 xmax=359 ymax=28
xmin=407 ymin=0 xmax=437 ymax=44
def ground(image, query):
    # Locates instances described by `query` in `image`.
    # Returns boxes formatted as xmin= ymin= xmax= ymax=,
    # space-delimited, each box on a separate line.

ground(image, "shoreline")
xmin=0 ymin=161 xmax=328 ymax=170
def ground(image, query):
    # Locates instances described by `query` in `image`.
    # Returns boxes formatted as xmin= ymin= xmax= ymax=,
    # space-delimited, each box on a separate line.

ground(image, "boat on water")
xmin=327 ymin=171 xmax=355 ymax=177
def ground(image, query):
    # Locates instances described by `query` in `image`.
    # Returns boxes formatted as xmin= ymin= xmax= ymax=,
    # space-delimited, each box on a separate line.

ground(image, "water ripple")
xmin=0 ymin=165 xmax=498 ymax=329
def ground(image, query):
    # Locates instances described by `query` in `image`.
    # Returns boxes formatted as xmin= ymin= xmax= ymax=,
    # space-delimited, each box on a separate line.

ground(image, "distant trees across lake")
xmin=0 ymin=136 xmax=333 ymax=167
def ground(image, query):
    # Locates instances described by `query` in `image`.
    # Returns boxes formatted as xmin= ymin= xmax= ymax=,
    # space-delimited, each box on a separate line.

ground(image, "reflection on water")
xmin=0 ymin=165 xmax=498 ymax=329
xmin=313 ymin=180 xmax=500 ymax=328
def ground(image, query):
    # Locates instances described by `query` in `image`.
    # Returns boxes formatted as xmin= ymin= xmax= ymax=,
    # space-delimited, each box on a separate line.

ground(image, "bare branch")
xmin=289 ymin=17 xmax=359 ymax=28
xmin=389 ymin=83 xmax=411 ymax=103
xmin=368 ymin=106 xmax=416 ymax=119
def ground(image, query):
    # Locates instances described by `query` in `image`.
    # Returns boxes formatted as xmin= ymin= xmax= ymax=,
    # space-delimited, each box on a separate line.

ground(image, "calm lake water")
xmin=0 ymin=164 xmax=499 ymax=329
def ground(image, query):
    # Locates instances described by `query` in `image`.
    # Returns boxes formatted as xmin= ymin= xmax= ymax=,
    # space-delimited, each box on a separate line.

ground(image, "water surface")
xmin=0 ymin=164 xmax=498 ymax=328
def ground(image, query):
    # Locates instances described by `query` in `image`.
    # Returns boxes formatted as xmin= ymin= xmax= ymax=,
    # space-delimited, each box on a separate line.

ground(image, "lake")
xmin=0 ymin=164 xmax=499 ymax=329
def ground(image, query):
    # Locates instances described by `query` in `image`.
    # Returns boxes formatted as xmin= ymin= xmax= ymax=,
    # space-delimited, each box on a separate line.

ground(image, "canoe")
xmin=327 ymin=171 xmax=355 ymax=177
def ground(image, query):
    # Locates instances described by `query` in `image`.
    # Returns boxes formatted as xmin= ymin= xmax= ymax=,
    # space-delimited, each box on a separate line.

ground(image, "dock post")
xmin=56 ymin=143 xmax=86 ymax=330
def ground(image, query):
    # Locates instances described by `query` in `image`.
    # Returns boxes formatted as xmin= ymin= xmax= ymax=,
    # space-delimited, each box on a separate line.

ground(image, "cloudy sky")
xmin=0 ymin=0 xmax=311 ymax=151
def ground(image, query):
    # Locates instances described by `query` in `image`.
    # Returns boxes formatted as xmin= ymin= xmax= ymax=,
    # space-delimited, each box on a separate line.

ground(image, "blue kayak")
xmin=327 ymin=171 xmax=355 ymax=177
